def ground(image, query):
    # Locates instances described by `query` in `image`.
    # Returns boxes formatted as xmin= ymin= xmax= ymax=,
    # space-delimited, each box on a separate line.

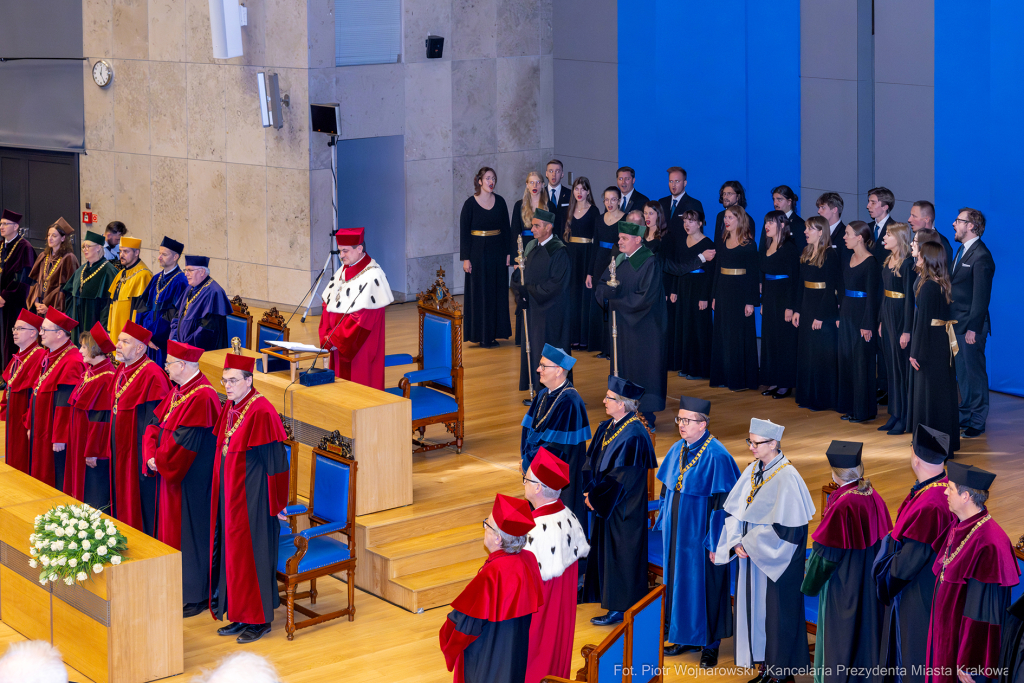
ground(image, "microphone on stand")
xmin=302 ymin=282 xmax=368 ymax=378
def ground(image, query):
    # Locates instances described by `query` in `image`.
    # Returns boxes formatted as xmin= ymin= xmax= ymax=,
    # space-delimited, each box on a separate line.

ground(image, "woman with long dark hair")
xmin=27 ymin=218 xmax=79 ymax=316
xmin=792 ymin=216 xmax=841 ymax=411
xmin=710 ymin=205 xmax=759 ymax=391
xmin=837 ymin=220 xmax=882 ymax=423
xmin=668 ymin=210 xmax=713 ymax=379
xmin=909 ymin=242 xmax=960 ymax=453
xmin=759 ymin=210 xmax=801 ymax=398
xmin=510 ymin=171 xmax=550 ymax=346
xmin=877 ymin=222 xmax=915 ymax=435
xmin=641 ymin=200 xmax=667 ymax=254
xmin=588 ymin=187 xmax=623 ymax=357
xmin=460 ymin=167 xmax=512 ymax=347
xmin=564 ymin=177 xmax=599 ymax=349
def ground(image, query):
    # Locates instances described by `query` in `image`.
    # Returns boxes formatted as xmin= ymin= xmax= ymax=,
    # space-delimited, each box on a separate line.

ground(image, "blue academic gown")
xmin=656 ymin=432 xmax=740 ymax=647
xmin=169 ymin=276 xmax=232 ymax=351
xmin=134 ymin=266 xmax=188 ymax=365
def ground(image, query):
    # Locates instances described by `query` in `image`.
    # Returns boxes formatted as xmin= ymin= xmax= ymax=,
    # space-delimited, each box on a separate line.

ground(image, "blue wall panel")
xmin=935 ymin=0 xmax=1024 ymax=396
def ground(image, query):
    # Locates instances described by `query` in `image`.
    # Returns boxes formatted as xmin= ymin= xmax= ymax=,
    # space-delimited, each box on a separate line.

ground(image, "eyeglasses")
xmin=482 ymin=519 xmax=496 ymax=533
xmin=522 ymin=475 xmax=540 ymax=485
xmin=674 ymin=417 xmax=703 ymax=426
xmin=537 ymin=364 xmax=560 ymax=370
xmin=953 ymin=218 xmax=972 ymax=225
xmin=40 ymin=326 xmax=61 ymax=334
xmin=220 ymin=377 xmax=245 ymax=387
xmin=603 ymin=394 xmax=620 ymax=402
xmin=746 ymin=438 xmax=773 ymax=447
xmin=164 ymin=359 xmax=183 ymax=369
xmin=12 ymin=326 xmax=35 ymax=333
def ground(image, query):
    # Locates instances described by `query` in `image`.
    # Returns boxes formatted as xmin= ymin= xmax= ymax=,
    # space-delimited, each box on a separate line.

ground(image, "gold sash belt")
xmin=884 ymin=290 xmax=905 ymax=299
xmin=568 ymin=237 xmax=593 ymax=244
xmin=804 ymin=281 xmax=826 ymax=289
xmin=931 ymin=319 xmax=959 ymax=362
xmin=720 ymin=268 xmax=746 ymax=275
xmin=470 ymin=230 xmax=501 ymax=237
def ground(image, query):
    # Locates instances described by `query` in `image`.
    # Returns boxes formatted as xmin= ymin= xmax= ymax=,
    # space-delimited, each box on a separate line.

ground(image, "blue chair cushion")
xmin=648 ymin=528 xmax=663 ymax=569
xmin=1011 ymin=557 xmax=1024 ymax=604
xmin=385 ymin=353 xmax=414 ymax=367
xmin=226 ymin=314 xmax=248 ymax=346
xmin=422 ymin=314 xmax=452 ymax=388
xmin=311 ymin=455 xmax=350 ymax=526
xmin=258 ymin=325 xmax=288 ymax=371
xmin=805 ymin=593 xmax=819 ymax=626
xmin=278 ymin=535 xmax=351 ymax=574
xmin=385 ymin=385 xmax=458 ymax=420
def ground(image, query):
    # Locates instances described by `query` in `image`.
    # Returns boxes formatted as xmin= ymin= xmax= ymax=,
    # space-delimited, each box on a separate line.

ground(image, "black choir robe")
xmin=210 ymin=389 xmax=290 ymax=626
xmin=0 ymin=236 xmax=36 ymax=370
xmin=581 ymin=413 xmax=657 ymax=612
xmin=510 ymin=236 xmax=571 ymax=393
xmin=143 ymin=371 xmax=220 ymax=604
xmin=594 ymin=246 xmax=668 ymax=413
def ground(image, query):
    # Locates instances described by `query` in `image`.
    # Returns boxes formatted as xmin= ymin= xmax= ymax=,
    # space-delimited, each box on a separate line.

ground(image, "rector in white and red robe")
xmin=523 ymin=447 xmax=590 ymax=683
xmin=318 ymin=227 xmax=394 ymax=389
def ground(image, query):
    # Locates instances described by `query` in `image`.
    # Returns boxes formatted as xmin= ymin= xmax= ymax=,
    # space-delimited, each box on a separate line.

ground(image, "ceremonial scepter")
xmin=608 ymin=255 xmax=619 ymax=377
xmin=516 ymin=235 xmax=534 ymax=400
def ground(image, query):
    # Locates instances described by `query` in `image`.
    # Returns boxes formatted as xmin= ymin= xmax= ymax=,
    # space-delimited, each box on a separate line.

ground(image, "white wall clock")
xmin=92 ymin=60 xmax=113 ymax=88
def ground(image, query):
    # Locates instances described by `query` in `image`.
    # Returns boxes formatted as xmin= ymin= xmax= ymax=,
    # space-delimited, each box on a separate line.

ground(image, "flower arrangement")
xmin=28 ymin=503 xmax=129 ymax=586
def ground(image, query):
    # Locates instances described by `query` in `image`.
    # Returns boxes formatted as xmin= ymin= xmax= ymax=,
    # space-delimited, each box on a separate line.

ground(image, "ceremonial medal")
xmin=221 ymin=393 xmax=261 ymax=458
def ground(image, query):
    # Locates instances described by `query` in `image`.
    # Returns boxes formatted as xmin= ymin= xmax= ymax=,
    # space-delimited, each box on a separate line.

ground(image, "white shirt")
xmin=785 ymin=210 xmax=793 ymax=219
xmin=178 ymin=368 xmax=202 ymax=386
xmin=624 ymin=244 xmax=641 ymax=258
xmin=955 ymin=235 xmax=980 ymax=267
xmin=548 ymin=185 xmax=562 ymax=205
xmin=539 ymin=234 xmax=553 ymax=247
xmin=829 ymin=220 xmax=841 ymax=248
xmin=621 ymin=189 xmax=634 ymax=208
xmin=875 ymin=214 xmax=890 ymax=229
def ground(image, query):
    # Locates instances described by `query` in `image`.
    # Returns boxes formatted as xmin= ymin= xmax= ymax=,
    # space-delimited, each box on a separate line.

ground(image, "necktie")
xmin=550 ymin=189 xmax=556 ymax=206
xmin=670 ymin=198 xmax=678 ymax=217
xmin=621 ymin=196 xmax=627 ymax=211
xmin=952 ymin=244 xmax=964 ymax=271
xmin=753 ymin=462 xmax=766 ymax=486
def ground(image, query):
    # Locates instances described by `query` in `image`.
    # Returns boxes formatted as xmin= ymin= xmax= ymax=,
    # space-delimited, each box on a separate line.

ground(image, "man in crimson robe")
xmin=144 ymin=340 xmax=220 ymax=618
xmin=209 ymin=353 xmax=289 ymax=644
xmin=0 ymin=209 xmax=37 ymax=370
xmin=440 ymin=493 xmax=544 ymax=683
xmin=318 ymin=227 xmax=394 ymax=389
xmin=874 ymin=425 xmax=957 ymax=683
xmin=134 ymin=236 xmax=188 ymax=365
xmin=523 ymin=448 xmax=589 ymax=683
xmin=926 ymin=462 xmax=1020 ymax=683
xmin=2 ymin=310 xmax=45 ymax=474
xmin=169 ymin=255 xmax=231 ymax=352
xmin=110 ymin=320 xmax=171 ymax=534
xmin=27 ymin=308 xmax=84 ymax=489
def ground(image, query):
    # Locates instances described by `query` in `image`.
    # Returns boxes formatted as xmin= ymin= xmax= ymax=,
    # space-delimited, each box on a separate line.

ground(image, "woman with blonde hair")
xmin=710 ymin=204 xmax=759 ymax=391
xmin=877 ymin=222 xmax=915 ymax=435
xmin=908 ymin=242 xmax=960 ymax=453
xmin=792 ymin=215 xmax=842 ymax=411
xmin=510 ymin=171 xmax=549 ymax=346
xmin=460 ymin=167 xmax=512 ymax=347
xmin=27 ymin=217 xmax=79 ymax=316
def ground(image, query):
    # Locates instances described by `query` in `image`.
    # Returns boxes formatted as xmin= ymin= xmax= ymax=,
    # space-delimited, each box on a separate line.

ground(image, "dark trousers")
xmin=140 ymin=474 xmax=158 ymax=537
xmin=954 ymin=330 xmax=989 ymax=429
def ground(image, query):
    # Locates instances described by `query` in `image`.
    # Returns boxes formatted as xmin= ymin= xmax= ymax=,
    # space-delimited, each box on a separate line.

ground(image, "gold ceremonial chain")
xmin=40 ymin=255 xmax=62 ymax=297
xmin=153 ymin=269 xmax=178 ymax=303
xmin=676 ymin=436 xmax=714 ymax=491
xmin=5 ymin=346 xmax=42 ymax=399
xmin=77 ymin=260 xmax=107 ymax=295
xmin=33 ymin=345 xmax=73 ymax=392
xmin=602 ymin=414 xmax=638 ymax=448
xmin=532 ymin=387 xmax=580 ymax=428
xmin=940 ymin=514 xmax=991 ymax=582
xmin=183 ymin=279 xmax=213 ymax=318
xmin=162 ymin=384 xmax=217 ymax=422
xmin=746 ymin=461 xmax=790 ymax=506
xmin=221 ymin=392 xmax=262 ymax=456
xmin=113 ymin=361 xmax=151 ymax=415
xmin=825 ymin=486 xmax=873 ymax=510
xmin=113 ymin=265 xmax=146 ymax=299
xmin=0 ymin=235 xmax=23 ymax=276
xmin=71 ymin=369 xmax=113 ymax=400
xmin=911 ymin=481 xmax=946 ymax=500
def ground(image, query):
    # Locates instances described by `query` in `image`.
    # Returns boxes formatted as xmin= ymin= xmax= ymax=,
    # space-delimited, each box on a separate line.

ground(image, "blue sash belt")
xmin=522 ymin=230 xmax=533 ymax=237
xmin=598 ymin=241 xmax=615 ymax=249
xmin=764 ymin=274 xmax=789 ymax=280
xmin=845 ymin=289 xmax=867 ymax=298
xmin=688 ymin=269 xmax=705 ymax=274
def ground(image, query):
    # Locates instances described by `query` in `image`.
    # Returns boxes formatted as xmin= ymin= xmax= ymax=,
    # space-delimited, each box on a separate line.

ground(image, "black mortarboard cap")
xmin=1 ymin=209 xmax=23 ymax=223
xmin=946 ymin=461 xmax=996 ymax=491
xmin=160 ymin=236 xmax=185 ymax=254
xmin=826 ymin=440 xmax=863 ymax=468
xmin=913 ymin=424 xmax=950 ymax=465
xmin=608 ymin=375 xmax=644 ymax=401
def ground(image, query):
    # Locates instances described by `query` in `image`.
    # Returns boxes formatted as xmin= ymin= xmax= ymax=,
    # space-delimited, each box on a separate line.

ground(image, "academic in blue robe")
xmin=656 ymin=432 xmax=740 ymax=647
xmin=169 ymin=276 xmax=232 ymax=351
xmin=133 ymin=266 xmax=188 ymax=365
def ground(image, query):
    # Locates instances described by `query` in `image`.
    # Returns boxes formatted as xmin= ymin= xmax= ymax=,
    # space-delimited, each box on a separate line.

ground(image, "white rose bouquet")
xmin=28 ymin=504 xmax=128 ymax=586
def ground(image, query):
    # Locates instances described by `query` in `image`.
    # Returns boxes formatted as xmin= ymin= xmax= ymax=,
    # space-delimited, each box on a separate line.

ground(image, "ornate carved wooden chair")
xmin=383 ymin=268 xmax=465 ymax=453
xmin=624 ymin=585 xmax=665 ymax=683
xmin=227 ymin=295 xmax=253 ymax=350
xmin=542 ymin=621 xmax=627 ymax=683
xmin=256 ymin=307 xmax=291 ymax=372
xmin=277 ymin=443 xmax=357 ymax=640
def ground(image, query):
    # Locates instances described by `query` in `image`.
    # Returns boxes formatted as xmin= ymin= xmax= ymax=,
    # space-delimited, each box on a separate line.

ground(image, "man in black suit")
xmin=616 ymin=167 xmax=649 ymax=214
xmin=658 ymin=166 xmax=704 ymax=233
xmin=907 ymin=200 xmax=955 ymax=266
xmin=816 ymin=192 xmax=848 ymax=265
xmin=866 ymin=186 xmax=895 ymax=260
xmin=545 ymin=159 xmax=571 ymax=237
xmin=949 ymin=207 xmax=995 ymax=438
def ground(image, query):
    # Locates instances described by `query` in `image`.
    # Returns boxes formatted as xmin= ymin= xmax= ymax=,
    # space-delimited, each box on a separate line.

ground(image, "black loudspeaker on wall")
xmin=426 ymin=35 xmax=444 ymax=59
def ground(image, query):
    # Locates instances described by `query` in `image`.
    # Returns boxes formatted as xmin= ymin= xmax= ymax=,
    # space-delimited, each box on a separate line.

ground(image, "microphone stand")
xmin=301 ymin=282 xmax=368 ymax=378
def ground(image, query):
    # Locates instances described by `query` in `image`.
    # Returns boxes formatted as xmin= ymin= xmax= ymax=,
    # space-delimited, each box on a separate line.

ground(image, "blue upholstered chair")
xmin=279 ymin=440 xmax=306 ymax=537
xmin=1011 ymin=547 xmax=1024 ymax=605
xmin=625 ymin=585 xmax=665 ymax=683
xmin=277 ymin=445 xmax=357 ymax=640
xmin=256 ymin=307 xmax=290 ymax=373
xmin=383 ymin=268 xmax=465 ymax=453
xmin=541 ymin=621 xmax=627 ymax=683
xmin=227 ymin=295 xmax=253 ymax=350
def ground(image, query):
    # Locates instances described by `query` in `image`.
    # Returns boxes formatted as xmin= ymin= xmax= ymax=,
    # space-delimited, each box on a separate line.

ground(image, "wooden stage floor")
xmin=2 ymin=297 xmax=1021 ymax=682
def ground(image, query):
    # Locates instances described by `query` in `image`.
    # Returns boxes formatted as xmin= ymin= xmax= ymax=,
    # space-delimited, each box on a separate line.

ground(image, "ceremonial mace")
xmin=516 ymin=235 xmax=534 ymax=400
xmin=608 ymin=255 xmax=619 ymax=377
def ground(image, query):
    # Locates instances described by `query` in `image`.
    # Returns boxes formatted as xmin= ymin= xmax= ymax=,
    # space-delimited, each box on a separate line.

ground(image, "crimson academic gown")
xmin=440 ymin=549 xmax=545 ymax=683
xmin=1 ymin=341 xmax=44 ymax=474
xmin=926 ymin=510 xmax=1020 ymax=683
xmin=318 ymin=253 xmax=393 ymax=390
xmin=110 ymin=356 xmax=170 ymax=534
xmin=143 ymin=371 xmax=220 ymax=605
xmin=65 ymin=359 xmax=115 ymax=508
xmin=209 ymin=389 xmax=289 ymax=626
xmin=0 ymin=236 xmax=36 ymax=370
xmin=26 ymin=340 xmax=84 ymax=489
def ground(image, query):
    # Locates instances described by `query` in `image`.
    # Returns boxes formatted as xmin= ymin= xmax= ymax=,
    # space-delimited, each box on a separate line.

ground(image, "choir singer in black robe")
xmin=510 ymin=209 xmax=570 ymax=399
xmin=582 ymin=376 xmax=657 ymax=626
xmin=594 ymin=221 xmax=667 ymax=424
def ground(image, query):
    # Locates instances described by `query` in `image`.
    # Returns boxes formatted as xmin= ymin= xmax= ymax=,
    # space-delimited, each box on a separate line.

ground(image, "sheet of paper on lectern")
xmin=270 ymin=340 xmax=327 ymax=353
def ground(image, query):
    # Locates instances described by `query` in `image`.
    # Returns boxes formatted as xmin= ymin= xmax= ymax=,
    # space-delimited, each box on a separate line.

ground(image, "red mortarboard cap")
xmin=224 ymin=353 xmax=256 ymax=373
xmin=16 ymin=309 xmax=43 ymax=330
xmin=530 ymin=447 xmax=570 ymax=491
xmin=335 ymin=228 xmax=365 ymax=247
xmin=121 ymin=319 xmax=153 ymax=345
xmin=491 ymin=494 xmax=535 ymax=537
xmin=44 ymin=308 xmax=79 ymax=333
xmin=89 ymin=322 xmax=115 ymax=354
xmin=167 ymin=340 xmax=204 ymax=363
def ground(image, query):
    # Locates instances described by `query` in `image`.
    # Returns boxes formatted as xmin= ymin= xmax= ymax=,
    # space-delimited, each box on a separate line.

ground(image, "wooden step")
xmin=358 ymin=497 xmax=497 ymax=548
xmin=390 ymin=558 xmax=484 ymax=612
xmin=368 ymin=524 xmax=486 ymax=579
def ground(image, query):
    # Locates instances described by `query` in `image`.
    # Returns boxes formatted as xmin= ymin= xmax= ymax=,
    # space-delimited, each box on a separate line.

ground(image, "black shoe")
xmin=217 ymin=621 xmax=247 ymax=636
xmin=700 ymin=647 xmax=719 ymax=668
xmin=236 ymin=623 xmax=271 ymax=644
xmin=590 ymin=610 xmax=623 ymax=626
xmin=840 ymin=414 xmax=852 ymax=421
xmin=746 ymin=669 xmax=767 ymax=683
xmin=849 ymin=416 xmax=874 ymax=424
xmin=183 ymin=600 xmax=209 ymax=618
xmin=761 ymin=387 xmax=778 ymax=396
xmin=522 ymin=398 xmax=532 ymax=406
xmin=878 ymin=416 xmax=897 ymax=431
xmin=664 ymin=643 xmax=701 ymax=656
xmin=595 ymin=352 xmax=609 ymax=359
xmin=962 ymin=426 xmax=985 ymax=438
xmin=771 ymin=388 xmax=791 ymax=399
xmin=886 ymin=421 xmax=905 ymax=435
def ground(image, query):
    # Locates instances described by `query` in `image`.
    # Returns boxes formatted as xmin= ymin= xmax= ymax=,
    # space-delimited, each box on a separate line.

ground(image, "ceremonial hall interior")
xmin=0 ymin=1 xmax=1022 ymax=682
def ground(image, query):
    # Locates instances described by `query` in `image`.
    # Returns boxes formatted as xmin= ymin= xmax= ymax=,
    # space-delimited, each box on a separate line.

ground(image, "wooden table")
xmin=0 ymin=473 xmax=182 ymax=683
xmin=200 ymin=348 xmax=413 ymax=516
